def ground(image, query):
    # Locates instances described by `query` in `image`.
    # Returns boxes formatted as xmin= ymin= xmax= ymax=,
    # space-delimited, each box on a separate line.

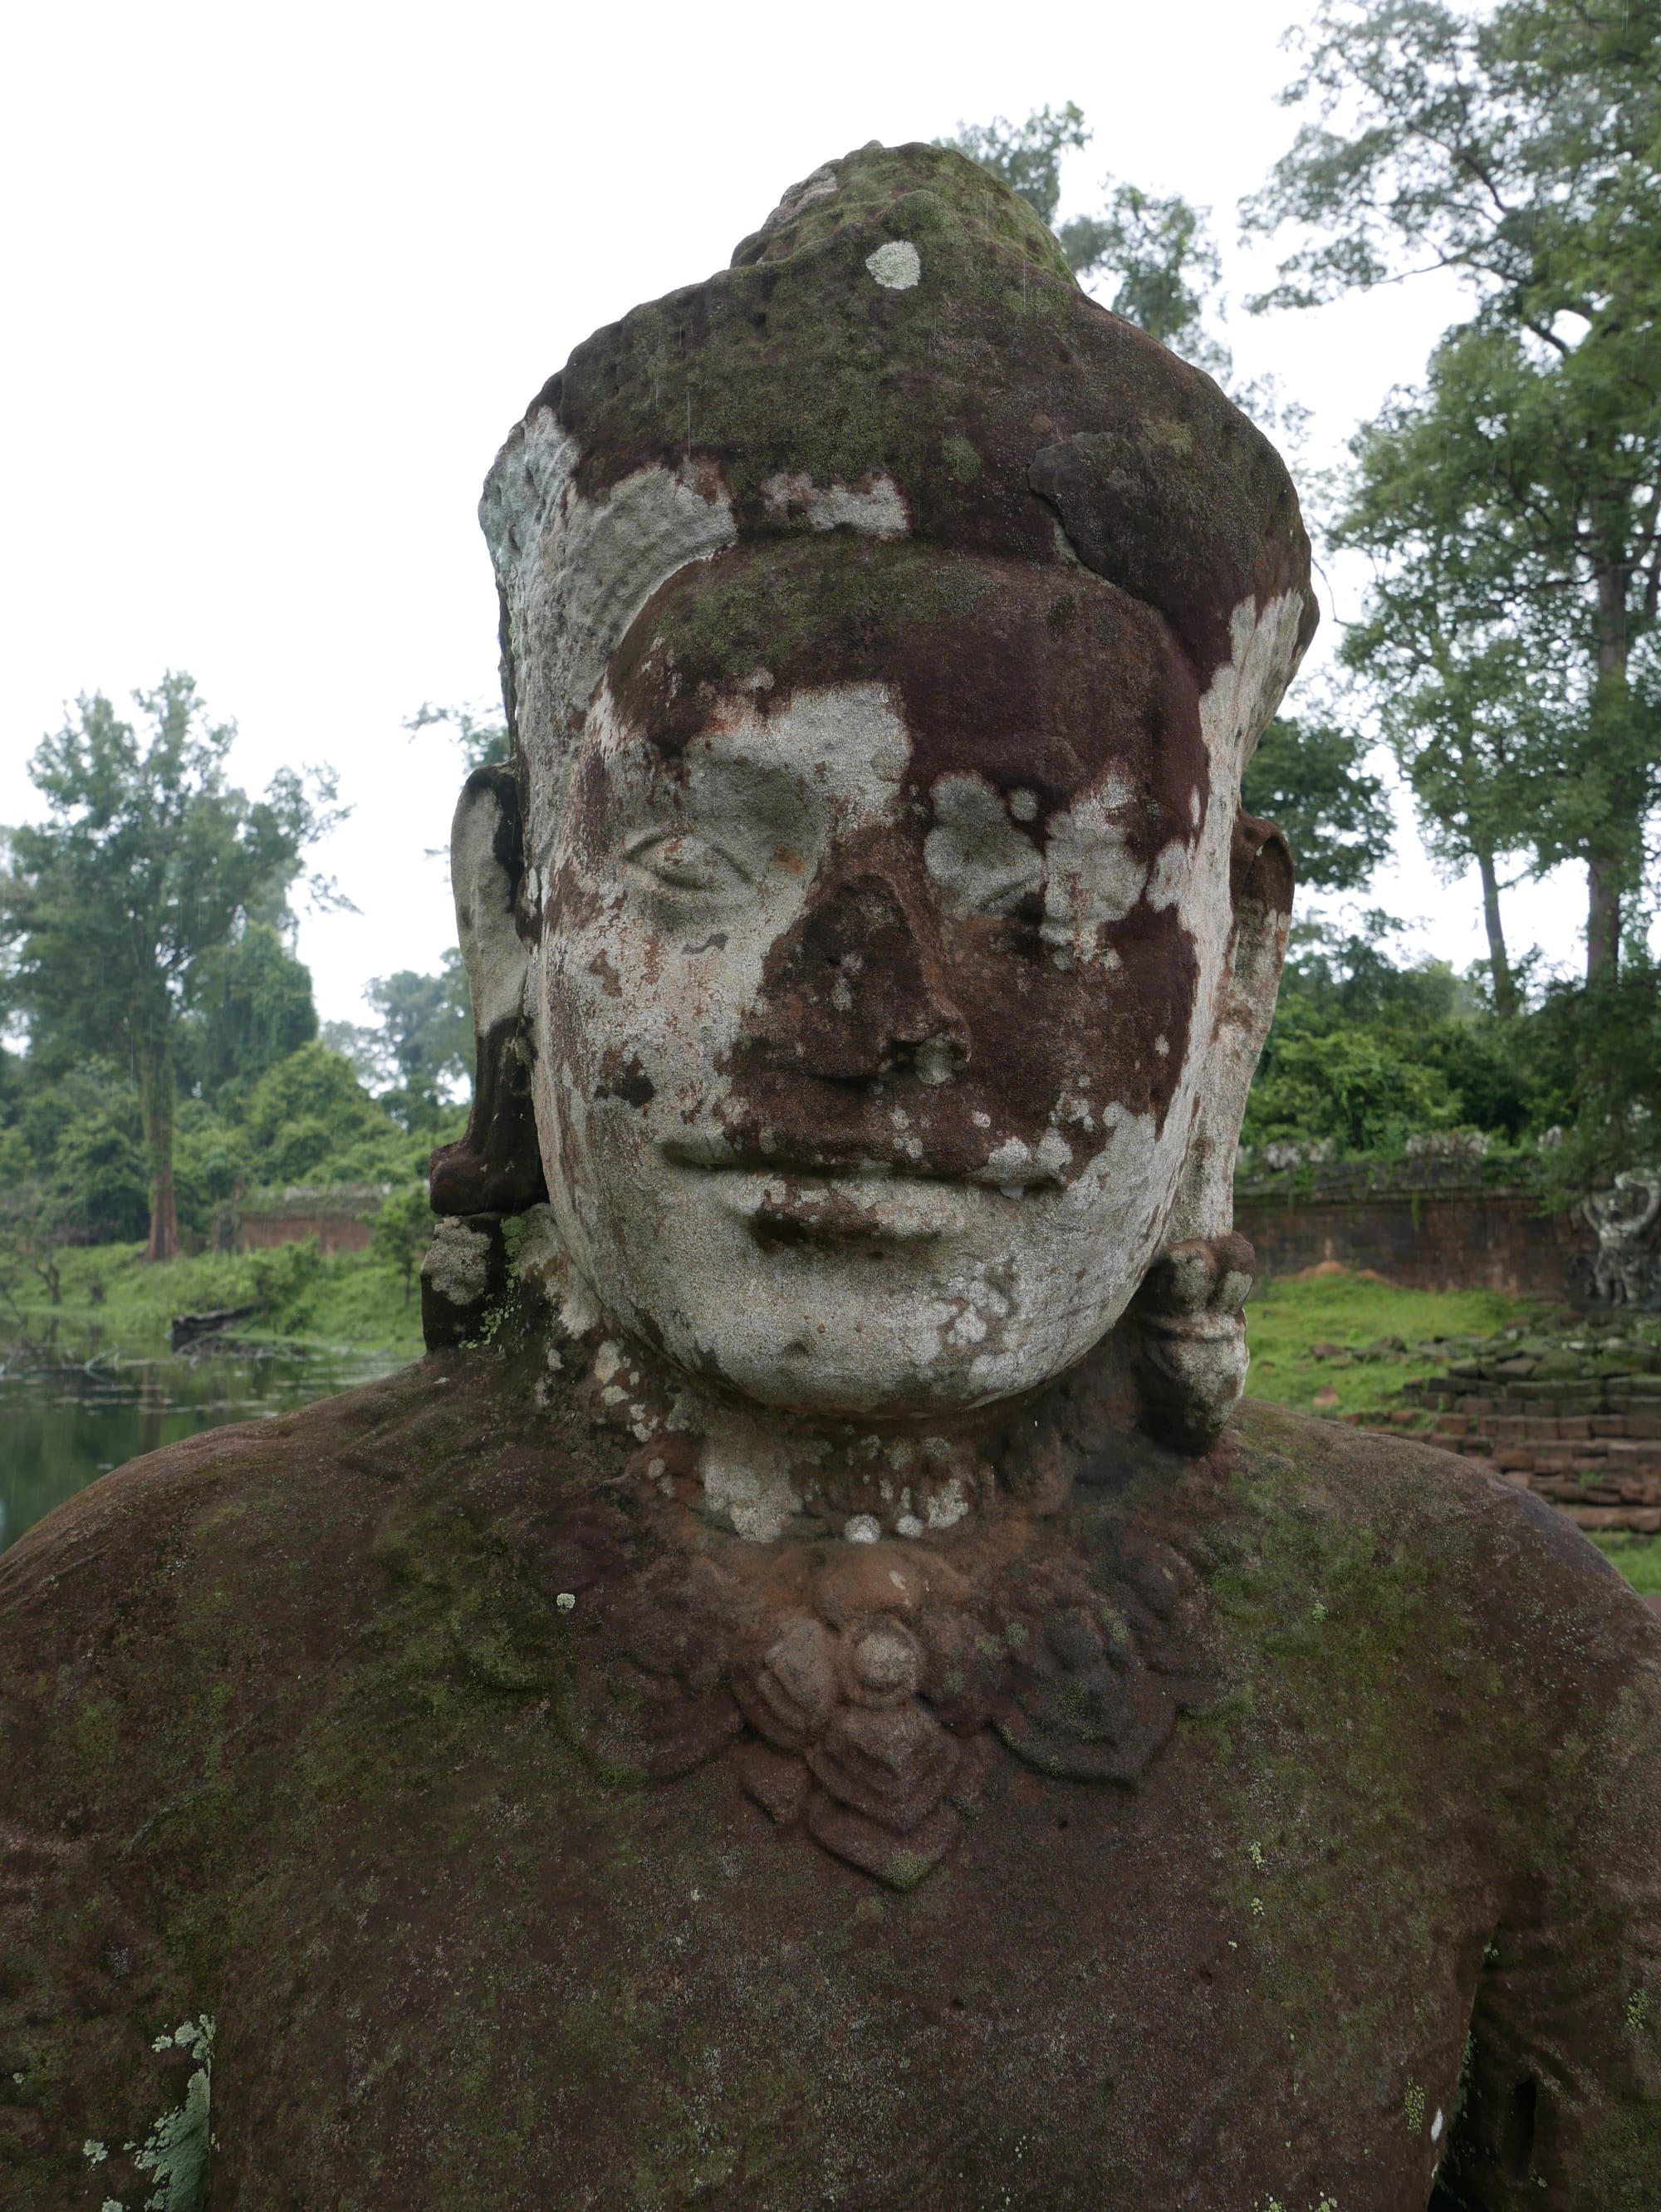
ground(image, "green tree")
xmin=1521 ymin=959 xmax=1661 ymax=1199
xmin=325 ymin=946 xmax=473 ymax=1131
xmin=49 ymin=1086 xmax=149 ymax=1242
xmin=1245 ymin=0 xmax=1661 ymax=978
xmin=942 ymin=108 xmax=1232 ymax=375
xmin=1244 ymin=1024 xmax=1460 ymax=1155
xmin=0 ymin=674 xmax=340 ymax=1258
xmin=1241 ymin=714 xmax=1394 ymax=895
xmin=1244 ymin=921 xmax=1541 ymax=1155
xmin=187 ymin=919 xmax=318 ymax=1100
xmin=1332 ymin=379 xmax=1561 ymax=1014
xmin=1058 ymin=184 xmax=1230 ymax=375
xmin=373 ymin=1184 xmax=434 ymax=1304
xmin=360 ymin=950 xmax=473 ymax=1129
xmin=939 ymin=104 xmax=1088 ymax=230
xmin=240 ymin=1042 xmax=392 ymax=1185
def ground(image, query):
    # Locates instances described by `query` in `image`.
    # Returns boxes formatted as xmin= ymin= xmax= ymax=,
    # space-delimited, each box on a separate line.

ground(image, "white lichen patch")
xmin=481 ymin=417 xmax=738 ymax=836
xmin=760 ymin=469 xmax=909 ymax=538
xmin=1041 ymin=777 xmax=1146 ymax=961
xmin=865 ymin=239 xmax=922 ymax=289
xmin=594 ymin=1340 xmax=625 ymax=1386
xmin=511 ymin=1204 xmax=568 ymax=1303
xmin=1202 ymin=588 xmax=1308 ymax=781
xmin=698 ymin=1404 xmax=812 ymax=1540
xmin=135 ymin=2016 xmax=214 ymax=2212
xmin=421 ymin=1219 xmax=492 ymax=1307
xmin=1161 ymin=586 xmax=1309 ymax=1249
xmin=924 ymin=774 xmax=1041 ymax=918
xmin=451 ymin=774 xmax=532 ymax=1037
xmin=924 ymin=1477 xmax=969 ymax=1530
xmin=1144 ymin=837 xmax=1193 ymax=912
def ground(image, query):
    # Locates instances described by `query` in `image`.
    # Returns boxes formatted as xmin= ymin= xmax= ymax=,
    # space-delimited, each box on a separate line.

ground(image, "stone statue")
xmin=3 ymin=143 xmax=1659 ymax=2211
xmin=1583 ymin=1170 xmax=1661 ymax=1307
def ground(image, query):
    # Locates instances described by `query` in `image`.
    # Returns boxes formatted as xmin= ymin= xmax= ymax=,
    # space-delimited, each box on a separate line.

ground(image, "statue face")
xmin=529 ymin=549 xmax=1252 ymax=1417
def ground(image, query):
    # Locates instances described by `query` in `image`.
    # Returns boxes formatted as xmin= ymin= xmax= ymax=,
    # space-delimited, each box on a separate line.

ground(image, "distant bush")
xmin=51 ymin=1102 xmax=149 ymax=1242
xmin=249 ymin=1236 xmax=325 ymax=1329
xmin=1245 ymin=1028 xmax=1460 ymax=1156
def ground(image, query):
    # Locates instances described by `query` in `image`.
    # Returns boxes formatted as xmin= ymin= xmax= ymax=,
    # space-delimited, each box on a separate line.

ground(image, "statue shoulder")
xmin=1228 ymin=1395 xmax=1660 ymax=1674
xmin=0 ymin=1353 xmax=562 ymax=1706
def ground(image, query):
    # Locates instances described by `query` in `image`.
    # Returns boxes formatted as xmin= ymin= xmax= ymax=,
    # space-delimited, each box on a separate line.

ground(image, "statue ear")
xmin=1165 ymin=810 xmax=1292 ymax=1244
xmin=1127 ymin=812 xmax=1289 ymax=1452
xmin=428 ymin=765 xmax=549 ymax=1218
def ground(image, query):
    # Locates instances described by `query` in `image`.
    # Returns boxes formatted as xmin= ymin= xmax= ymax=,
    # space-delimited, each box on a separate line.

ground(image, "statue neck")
xmin=544 ymin=1305 xmax=1142 ymax=1545
xmin=444 ymin=1204 xmax=1252 ymax=1543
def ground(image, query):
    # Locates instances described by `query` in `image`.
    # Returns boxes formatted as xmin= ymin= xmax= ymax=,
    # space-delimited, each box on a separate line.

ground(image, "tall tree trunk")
xmin=1586 ymin=542 xmax=1632 ymax=984
xmin=1475 ymin=846 xmax=1518 ymax=1015
xmin=135 ymin=1035 xmax=179 ymax=1262
xmin=1586 ymin=855 xmax=1622 ymax=985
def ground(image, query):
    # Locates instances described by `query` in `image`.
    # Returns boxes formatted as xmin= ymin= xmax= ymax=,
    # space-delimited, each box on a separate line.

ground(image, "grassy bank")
xmin=1245 ymin=1268 xmax=1661 ymax=1598
xmin=1244 ymin=1271 xmax=1536 ymax=1421
xmin=2 ymin=1238 xmax=424 ymax=1357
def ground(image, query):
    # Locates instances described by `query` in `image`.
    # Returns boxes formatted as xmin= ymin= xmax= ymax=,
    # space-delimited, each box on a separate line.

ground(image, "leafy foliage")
xmin=0 ymin=674 xmax=340 ymax=1257
xmin=1058 ymin=183 xmax=1230 ymax=377
xmin=1248 ymin=0 xmax=1661 ymax=979
xmin=1245 ymin=923 xmax=1542 ymax=1158
xmin=941 ymin=105 xmax=1233 ymax=380
xmin=937 ymin=105 xmax=1088 ymax=229
xmin=350 ymin=951 xmax=473 ymax=1130
xmin=1517 ymin=959 xmax=1661 ymax=1201
xmin=187 ymin=920 xmax=318 ymax=1101
xmin=1242 ymin=716 xmax=1394 ymax=893
xmin=373 ymin=1184 xmax=435 ymax=1304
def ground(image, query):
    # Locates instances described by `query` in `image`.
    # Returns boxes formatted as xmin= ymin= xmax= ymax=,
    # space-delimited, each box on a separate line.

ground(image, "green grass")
xmin=1590 ymin=1534 xmax=1661 ymax=1594
xmin=2 ymin=1238 xmax=424 ymax=1357
xmin=1245 ymin=1270 xmax=1661 ymax=1601
xmin=1246 ymin=1270 xmax=1534 ymax=1420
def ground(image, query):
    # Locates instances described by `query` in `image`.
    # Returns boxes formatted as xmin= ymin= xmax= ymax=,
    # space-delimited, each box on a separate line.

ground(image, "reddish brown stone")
xmin=733 ymin=1739 xmax=809 ymax=1827
xmin=2 ymin=1357 xmax=1659 ymax=2206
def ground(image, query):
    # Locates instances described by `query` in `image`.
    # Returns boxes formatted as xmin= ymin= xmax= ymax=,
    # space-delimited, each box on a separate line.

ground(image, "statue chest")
xmin=187 ymin=1721 xmax=1488 ymax=2212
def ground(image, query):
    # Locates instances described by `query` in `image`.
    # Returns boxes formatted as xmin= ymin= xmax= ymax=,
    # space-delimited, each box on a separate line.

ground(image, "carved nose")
xmin=751 ymin=873 xmax=968 ymax=1086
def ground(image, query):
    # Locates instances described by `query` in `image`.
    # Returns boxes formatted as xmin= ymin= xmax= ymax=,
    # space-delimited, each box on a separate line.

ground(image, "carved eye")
xmin=626 ymin=830 xmax=752 ymax=898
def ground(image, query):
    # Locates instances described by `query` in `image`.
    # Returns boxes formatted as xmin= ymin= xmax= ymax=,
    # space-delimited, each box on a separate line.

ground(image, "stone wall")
xmin=233 ymin=1184 xmax=389 ymax=1257
xmin=1235 ymin=1162 xmax=1592 ymax=1299
xmin=1369 ymin=1353 xmax=1661 ymax=1536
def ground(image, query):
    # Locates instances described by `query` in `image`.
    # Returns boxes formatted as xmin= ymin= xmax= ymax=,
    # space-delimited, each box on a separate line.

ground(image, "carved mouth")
xmin=659 ymin=1139 xmax=1066 ymax=1254
xmin=737 ymin=1175 xmax=968 ymax=1248
xmin=661 ymin=1132 xmax=1066 ymax=1194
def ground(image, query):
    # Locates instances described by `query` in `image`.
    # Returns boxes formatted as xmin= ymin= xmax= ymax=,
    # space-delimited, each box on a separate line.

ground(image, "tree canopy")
xmin=1247 ymin=0 xmax=1661 ymax=978
xmin=1242 ymin=715 xmax=1394 ymax=895
xmin=940 ymin=107 xmax=1232 ymax=377
xmin=0 ymin=674 xmax=340 ymax=1257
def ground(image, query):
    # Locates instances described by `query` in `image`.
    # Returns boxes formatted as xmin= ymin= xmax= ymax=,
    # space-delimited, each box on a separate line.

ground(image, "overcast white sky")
xmin=0 ymin=0 xmax=1585 ymax=1028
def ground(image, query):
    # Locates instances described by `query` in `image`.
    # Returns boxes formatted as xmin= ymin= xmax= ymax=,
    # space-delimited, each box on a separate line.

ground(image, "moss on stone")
xmin=506 ymin=140 xmax=1314 ymax=681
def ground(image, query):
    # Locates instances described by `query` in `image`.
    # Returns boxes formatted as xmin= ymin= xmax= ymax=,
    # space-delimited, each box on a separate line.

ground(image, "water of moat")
xmin=0 ymin=1327 xmax=408 ymax=1556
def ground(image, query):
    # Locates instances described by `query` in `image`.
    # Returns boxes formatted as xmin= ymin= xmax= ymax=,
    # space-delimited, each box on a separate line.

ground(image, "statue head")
xmin=434 ymin=141 xmax=1313 ymax=1438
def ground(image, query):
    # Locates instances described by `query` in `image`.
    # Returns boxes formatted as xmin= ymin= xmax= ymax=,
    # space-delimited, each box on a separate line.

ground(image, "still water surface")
xmin=0 ymin=1331 xmax=408 ymax=1556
